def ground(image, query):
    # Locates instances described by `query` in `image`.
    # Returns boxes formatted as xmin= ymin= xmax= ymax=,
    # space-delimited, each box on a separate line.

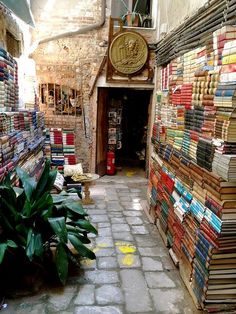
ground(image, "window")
xmin=111 ymin=0 xmax=153 ymax=28
xmin=6 ymin=31 xmax=21 ymax=57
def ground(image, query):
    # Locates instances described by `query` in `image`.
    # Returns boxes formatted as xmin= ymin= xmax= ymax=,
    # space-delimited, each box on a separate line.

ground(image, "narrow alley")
xmin=4 ymin=171 xmax=200 ymax=314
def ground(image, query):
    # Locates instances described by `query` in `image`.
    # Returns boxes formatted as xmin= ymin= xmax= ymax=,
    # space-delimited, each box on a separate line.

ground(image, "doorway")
xmin=96 ymin=87 xmax=152 ymax=176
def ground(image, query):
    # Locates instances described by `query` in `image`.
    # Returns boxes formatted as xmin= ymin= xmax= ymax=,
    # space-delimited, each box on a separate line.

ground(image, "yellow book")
xmin=222 ymin=54 xmax=236 ymax=65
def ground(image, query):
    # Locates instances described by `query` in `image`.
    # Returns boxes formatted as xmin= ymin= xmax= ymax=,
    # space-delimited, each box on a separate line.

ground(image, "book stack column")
xmin=150 ymin=25 xmax=236 ymax=312
xmin=50 ymin=128 xmax=64 ymax=172
xmin=46 ymin=127 xmax=77 ymax=172
xmin=63 ymin=129 xmax=76 ymax=165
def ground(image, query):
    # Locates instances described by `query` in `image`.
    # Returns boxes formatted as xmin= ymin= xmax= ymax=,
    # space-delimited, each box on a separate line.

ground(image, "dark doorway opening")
xmin=96 ymin=87 xmax=152 ymax=176
xmin=108 ymin=88 xmax=151 ymax=168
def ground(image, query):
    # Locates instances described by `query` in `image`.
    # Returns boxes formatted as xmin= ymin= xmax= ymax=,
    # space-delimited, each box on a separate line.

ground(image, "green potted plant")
xmin=0 ymin=160 xmax=97 ymax=295
xmin=120 ymin=0 xmax=143 ymax=27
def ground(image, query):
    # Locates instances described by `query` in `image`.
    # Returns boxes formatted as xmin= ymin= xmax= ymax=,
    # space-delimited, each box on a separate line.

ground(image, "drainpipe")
xmin=30 ymin=0 xmax=106 ymax=51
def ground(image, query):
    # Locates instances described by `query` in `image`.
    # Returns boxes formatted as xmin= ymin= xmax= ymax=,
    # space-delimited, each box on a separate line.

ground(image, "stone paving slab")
xmin=4 ymin=174 xmax=202 ymax=314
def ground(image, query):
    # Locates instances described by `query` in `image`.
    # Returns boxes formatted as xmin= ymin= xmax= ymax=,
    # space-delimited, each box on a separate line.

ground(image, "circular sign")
xmin=109 ymin=31 xmax=148 ymax=75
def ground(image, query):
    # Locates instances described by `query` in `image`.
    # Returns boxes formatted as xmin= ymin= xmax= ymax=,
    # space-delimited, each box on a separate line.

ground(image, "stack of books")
xmin=183 ymin=49 xmax=200 ymax=84
xmin=213 ymin=26 xmax=236 ymax=66
xmin=181 ymin=84 xmax=193 ymax=109
xmin=173 ymin=130 xmax=184 ymax=151
xmin=50 ymin=128 xmax=64 ymax=171
xmin=196 ymin=137 xmax=215 ymax=171
xmin=193 ymin=106 xmax=204 ymax=133
xmin=189 ymin=131 xmax=199 ymax=161
xmin=63 ymin=129 xmax=76 ymax=165
xmin=192 ymin=181 xmax=206 ymax=206
xmin=192 ymin=209 xmax=236 ymax=311
xmin=0 ymin=48 xmax=19 ymax=112
xmin=214 ymin=107 xmax=236 ymax=142
xmin=212 ymin=152 xmax=236 ymax=182
xmin=201 ymin=71 xmax=219 ymax=137
xmin=192 ymin=70 xmax=208 ymax=107
xmin=161 ymin=64 xmax=170 ymax=90
xmin=181 ymin=130 xmax=191 ymax=156
xmin=203 ymin=170 xmax=236 ymax=221
xmin=181 ymin=212 xmax=200 ymax=280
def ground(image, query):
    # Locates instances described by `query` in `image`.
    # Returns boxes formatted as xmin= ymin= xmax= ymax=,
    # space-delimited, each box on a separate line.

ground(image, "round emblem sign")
xmin=109 ymin=31 xmax=148 ymax=75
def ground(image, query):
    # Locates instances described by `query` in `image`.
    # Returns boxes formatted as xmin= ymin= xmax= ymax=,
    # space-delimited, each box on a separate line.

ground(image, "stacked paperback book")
xmin=0 ymin=111 xmax=45 ymax=181
xmin=63 ymin=129 xmax=76 ymax=165
xmin=0 ymin=48 xmax=19 ymax=112
xmin=47 ymin=127 xmax=77 ymax=172
xmin=151 ymin=25 xmax=236 ymax=313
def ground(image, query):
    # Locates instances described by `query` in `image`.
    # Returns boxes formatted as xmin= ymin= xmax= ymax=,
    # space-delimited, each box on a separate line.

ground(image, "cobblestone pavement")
xmin=3 ymin=172 xmax=202 ymax=314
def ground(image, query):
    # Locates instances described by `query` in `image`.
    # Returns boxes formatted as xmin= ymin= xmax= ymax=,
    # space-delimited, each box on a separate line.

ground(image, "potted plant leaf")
xmin=120 ymin=0 xmax=143 ymax=27
xmin=0 ymin=160 xmax=97 ymax=295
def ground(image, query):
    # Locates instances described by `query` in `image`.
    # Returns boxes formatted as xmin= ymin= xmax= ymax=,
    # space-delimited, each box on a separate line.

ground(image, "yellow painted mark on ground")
xmin=97 ymin=243 xmax=109 ymax=248
xmin=115 ymin=242 xmax=136 ymax=254
xmin=92 ymin=243 xmax=109 ymax=254
xmin=122 ymin=254 xmax=134 ymax=266
xmin=126 ymin=170 xmax=136 ymax=177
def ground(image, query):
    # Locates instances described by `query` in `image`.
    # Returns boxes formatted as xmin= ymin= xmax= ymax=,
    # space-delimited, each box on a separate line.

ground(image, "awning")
xmin=0 ymin=0 xmax=35 ymax=27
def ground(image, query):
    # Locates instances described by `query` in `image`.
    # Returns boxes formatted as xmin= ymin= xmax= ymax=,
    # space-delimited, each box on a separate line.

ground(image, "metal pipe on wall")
xmin=29 ymin=0 xmax=106 ymax=54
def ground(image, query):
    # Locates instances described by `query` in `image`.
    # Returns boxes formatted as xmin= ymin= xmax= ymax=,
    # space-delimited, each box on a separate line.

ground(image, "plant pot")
xmin=125 ymin=13 xmax=140 ymax=27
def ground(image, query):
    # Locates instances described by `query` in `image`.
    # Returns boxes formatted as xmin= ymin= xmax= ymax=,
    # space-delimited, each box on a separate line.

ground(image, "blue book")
xmin=196 ymin=240 xmax=209 ymax=260
xmin=215 ymin=89 xmax=236 ymax=97
xmin=196 ymin=231 xmax=214 ymax=252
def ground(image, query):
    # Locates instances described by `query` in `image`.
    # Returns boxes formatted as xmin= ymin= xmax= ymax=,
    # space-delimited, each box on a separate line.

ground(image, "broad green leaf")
xmin=55 ymin=204 xmax=66 ymax=211
xmin=3 ymin=173 xmax=11 ymax=187
xmin=63 ymin=245 xmax=79 ymax=266
xmin=67 ymin=188 xmax=82 ymax=199
xmin=43 ymin=169 xmax=57 ymax=194
xmin=52 ymin=194 xmax=69 ymax=204
xmin=68 ymin=234 xmax=96 ymax=259
xmin=48 ymin=217 xmax=68 ymax=243
xmin=26 ymin=231 xmax=43 ymax=260
xmin=16 ymin=166 xmax=36 ymax=201
xmin=64 ymin=202 xmax=87 ymax=216
xmin=13 ymin=187 xmax=24 ymax=196
xmin=55 ymin=243 xmax=68 ymax=285
xmin=41 ymin=207 xmax=53 ymax=220
xmin=16 ymin=189 xmax=27 ymax=212
xmin=34 ymin=234 xmax=44 ymax=257
xmin=26 ymin=228 xmax=34 ymax=261
xmin=34 ymin=159 xmax=50 ymax=199
xmin=0 ymin=185 xmax=11 ymax=191
xmin=0 ymin=185 xmax=17 ymax=208
xmin=1 ymin=198 xmax=18 ymax=218
xmin=68 ymin=231 xmax=91 ymax=244
xmin=0 ymin=213 xmax=14 ymax=231
xmin=22 ymin=199 xmax=32 ymax=217
xmin=0 ymin=243 xmax=7 ymax=264
xmin=32 ymin=192 xmax=53 ymax=212
xmin=74 ymin=219 xmax=98 ymax=235
xmin=16 ymin=224 xmax=28 ymax=239
xmin=7 ymin=240 xmax=17 ymax=248
xmin=59 ymin=190 xmax=68 ymax=196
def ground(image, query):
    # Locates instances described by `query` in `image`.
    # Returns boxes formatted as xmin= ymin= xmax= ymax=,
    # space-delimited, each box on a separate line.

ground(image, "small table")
xmin=79 ymin=173 xmax=99 ymax=205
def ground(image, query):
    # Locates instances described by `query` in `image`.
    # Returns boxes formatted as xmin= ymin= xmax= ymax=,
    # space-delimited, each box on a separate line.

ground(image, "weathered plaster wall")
xmin=31 ymin=0 xmax=157 ymax=171
xmin=157 ymin=0 xmax=208 ymax=38
xmin=30 ymin=0 xmax=109 ymax=171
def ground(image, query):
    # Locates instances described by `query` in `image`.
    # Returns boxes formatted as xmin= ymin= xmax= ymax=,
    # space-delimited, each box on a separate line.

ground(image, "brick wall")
xmin=31 ymin=0 xmax=157 ymax=171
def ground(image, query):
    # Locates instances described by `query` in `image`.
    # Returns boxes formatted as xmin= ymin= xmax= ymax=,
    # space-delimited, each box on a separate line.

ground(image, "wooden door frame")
xmin=96 ymin=87 xmax=109 ymax=176
xmin=95 ymin=86 xmax=153 ymax=175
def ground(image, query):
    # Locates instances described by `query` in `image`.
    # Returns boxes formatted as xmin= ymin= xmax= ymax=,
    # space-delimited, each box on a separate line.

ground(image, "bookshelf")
xmin=0 ymin=47 xmax=45 ymax=182
xmin=150 ymin=25 xmax=236 ymax=312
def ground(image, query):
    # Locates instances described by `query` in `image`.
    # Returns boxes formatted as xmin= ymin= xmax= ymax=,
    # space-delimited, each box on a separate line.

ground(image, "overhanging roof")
xmin=0 ymin=0 xmax=35 ymax=27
